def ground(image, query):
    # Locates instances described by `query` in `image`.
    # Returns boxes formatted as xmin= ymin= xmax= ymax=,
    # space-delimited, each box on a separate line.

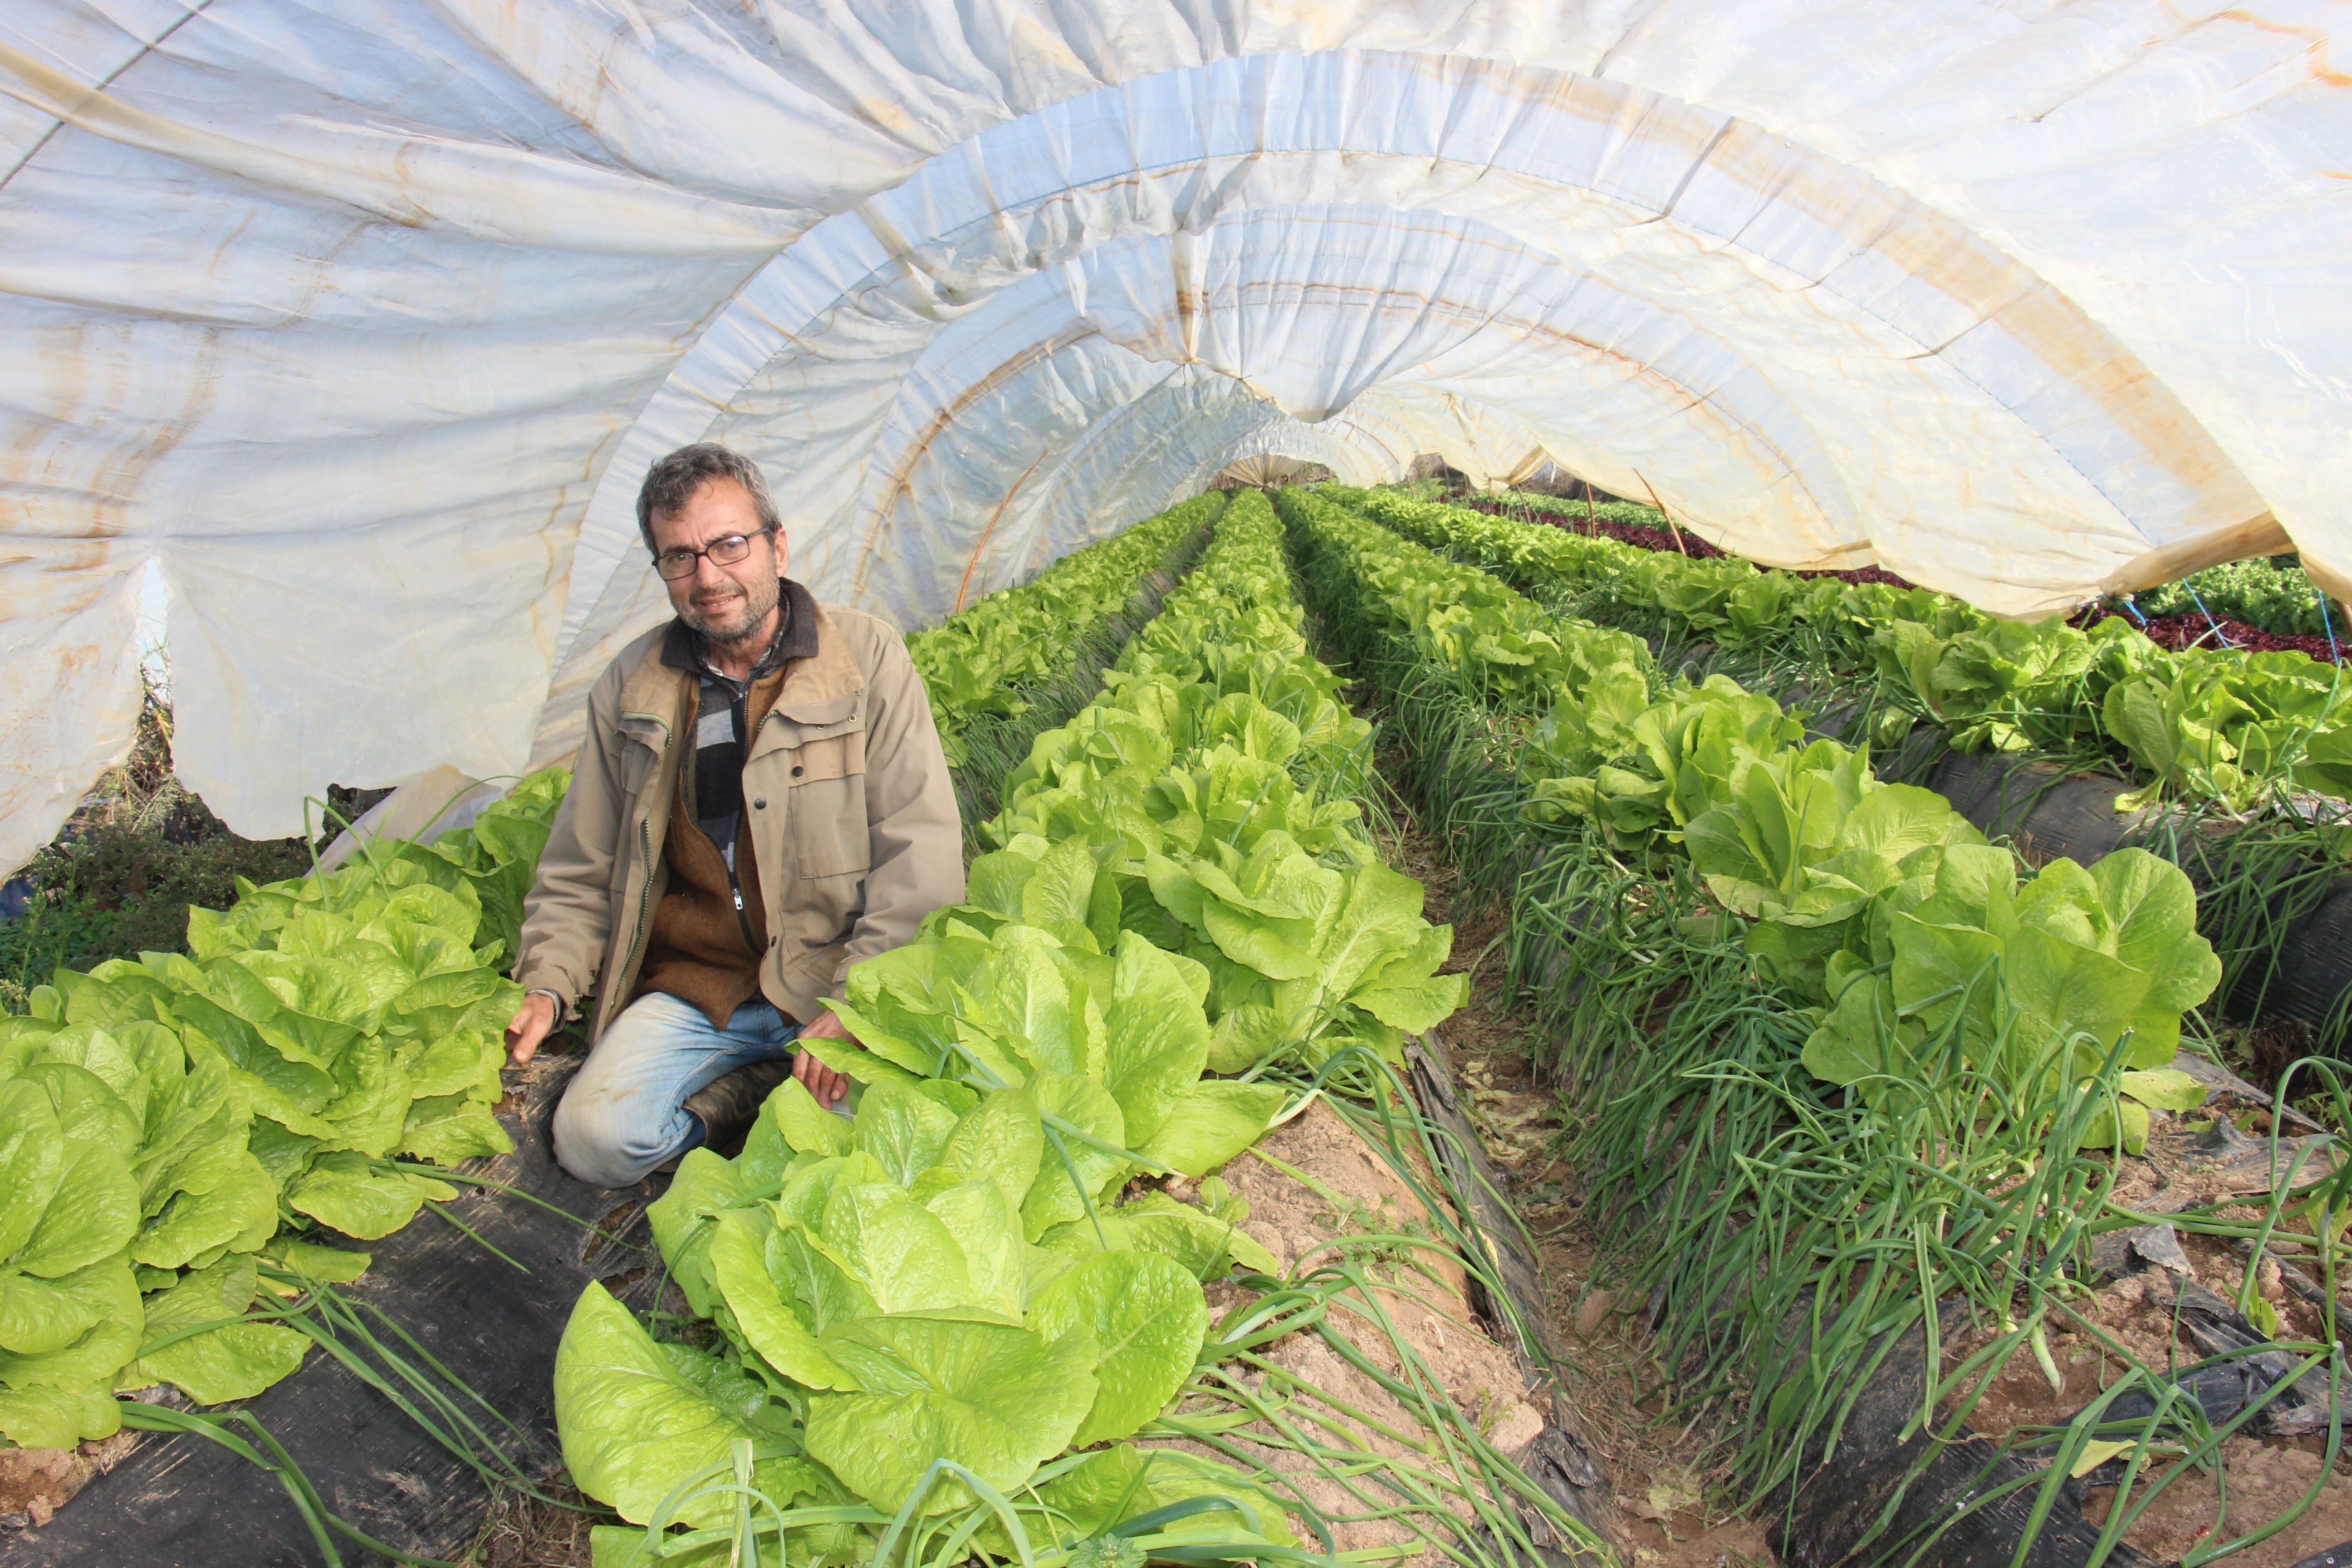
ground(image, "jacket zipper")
xmin=727 ymin=876 xmax=756 ymax=954
xmin=724 ymin=694 xmax=762 ymax=955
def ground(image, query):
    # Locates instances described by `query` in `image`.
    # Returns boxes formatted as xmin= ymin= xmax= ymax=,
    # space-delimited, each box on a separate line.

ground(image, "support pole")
xmin=1635 ymin=472 xmax=1687 ymax=556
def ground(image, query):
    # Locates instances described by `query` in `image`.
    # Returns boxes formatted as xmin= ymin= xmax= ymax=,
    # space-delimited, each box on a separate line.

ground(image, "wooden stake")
xmin=1635 ymin=471 xmax=1687 ymax=556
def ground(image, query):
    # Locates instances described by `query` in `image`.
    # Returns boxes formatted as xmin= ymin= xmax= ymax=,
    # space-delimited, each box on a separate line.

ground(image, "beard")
xmin=679 ymin=570 xmax=782 ymax=647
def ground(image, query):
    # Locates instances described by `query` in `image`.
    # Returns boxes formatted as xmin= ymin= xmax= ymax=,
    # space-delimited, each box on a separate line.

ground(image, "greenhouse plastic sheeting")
xmin=2 ymin=4 xmax=2348 ymax=871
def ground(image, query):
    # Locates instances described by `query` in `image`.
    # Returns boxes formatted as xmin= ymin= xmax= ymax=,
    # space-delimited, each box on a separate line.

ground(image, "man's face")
xmin=650 ymin=477 xmax=785 ymax=647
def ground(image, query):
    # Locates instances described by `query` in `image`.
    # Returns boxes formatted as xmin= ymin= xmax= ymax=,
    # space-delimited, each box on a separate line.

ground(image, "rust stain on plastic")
xmin=0 ymin=312 xmax=212 ymax=618
xmin=1184 ymin=50 xmax=2270 ymax=540
xmin=2100 ymin=511 xmax=2295 ymax=594
xmin=1691 ymin=118 xmax=2255 ymax=526
xmin=950 ymin=451 xmax=1050 ymax=613
xmin=856 ymin=247 xmax=1844 ymax=589
xmin=851 ymin=325 xmax=1100 ymax=599
xmin=867 ymin=49 xmax=2264 ymax=550
xmin=2211 ymin=10 xmax=2352 ymax=87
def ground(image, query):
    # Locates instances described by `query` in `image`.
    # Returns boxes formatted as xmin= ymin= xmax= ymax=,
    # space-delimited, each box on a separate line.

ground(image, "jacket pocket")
xmin=790 ymin=771 xmax=871 ymax=881
xmin=778 ymin=758 xmax=868 ymax=960
xmin=765 ymin=695 xmax=871 ymax=882
xmin=613 ymin=724 xmax=666 ymax=890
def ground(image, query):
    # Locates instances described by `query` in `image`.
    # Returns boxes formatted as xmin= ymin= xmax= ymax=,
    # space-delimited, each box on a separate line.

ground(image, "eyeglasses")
xmin=652 ymin=525 xmax=776 ymax=581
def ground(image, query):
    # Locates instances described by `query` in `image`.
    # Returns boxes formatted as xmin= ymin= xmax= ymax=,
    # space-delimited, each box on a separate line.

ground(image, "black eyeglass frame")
xmin=650 ymin=524 xmax=779 ymax=581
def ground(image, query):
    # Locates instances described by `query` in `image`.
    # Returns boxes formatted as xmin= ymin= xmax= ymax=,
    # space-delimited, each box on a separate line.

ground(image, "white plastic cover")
xmin=3 ymin=5 xmax=2348 ymax=873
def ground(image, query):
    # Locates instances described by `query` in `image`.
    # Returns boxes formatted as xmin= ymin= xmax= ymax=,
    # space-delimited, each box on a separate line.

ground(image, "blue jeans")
xmin=552 ymin=992 xmax=803 ymax=1188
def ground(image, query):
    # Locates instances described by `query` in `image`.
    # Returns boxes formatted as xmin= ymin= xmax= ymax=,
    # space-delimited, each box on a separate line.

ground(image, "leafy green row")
xmin=0 ymin=769 xmax=569 ymax=1450
xmin=909 ymin=493 xmax=1228 ymax=767
xmin=802 ymin=490 xmax=1462 ymax=1133
xmin=1504 ymin=486 xmax=2336 ymax=644
xmin=1472 ymin=490 xmax=1680 ymax=536
xmin=1291 ymin=490 xmax=2349 ymax=1549
xmin=1355 ymin=485 xmax=1958 ymax=674
xmin=1334 ymin=485 xmax=2352 ymax=812
xmin=1282 ymin=485 xmax=2221 ymax=1146
xmin=558 ymin=1080 xmax=1294 ymax=1566
xmin=556 ymin=492 xmax=1477 ymax=1568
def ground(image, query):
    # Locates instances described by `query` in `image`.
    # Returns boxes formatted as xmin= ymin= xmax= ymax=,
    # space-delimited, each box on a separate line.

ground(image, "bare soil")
xmin=0 ymin=1429 xmax=137 ymax=1532
xmin=1169 ymin=1097 xmax=1562 ymax=1565
xmin=455 ymin=1480 xmax=601 ymax=1567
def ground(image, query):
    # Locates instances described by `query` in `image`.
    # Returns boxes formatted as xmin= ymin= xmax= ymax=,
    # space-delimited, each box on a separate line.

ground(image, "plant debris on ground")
xmin=1 ymin=675 xmax=388 ymax=1009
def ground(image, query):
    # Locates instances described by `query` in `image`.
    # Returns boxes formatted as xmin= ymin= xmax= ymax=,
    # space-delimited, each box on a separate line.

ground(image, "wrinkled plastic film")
xmin=0 ymin=5 xmax=2343 ymax=873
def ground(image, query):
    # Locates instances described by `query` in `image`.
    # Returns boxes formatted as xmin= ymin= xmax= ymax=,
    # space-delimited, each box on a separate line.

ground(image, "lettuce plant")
xmin=557 ymin=1077 xmax=1242 ymax=1534
xmin=378 ymin=765 xmax=571 ymax=970
xmin=1681 ymin=744 xmax=1982 ymax=999
xmin=1146 ymin=837 xmax=1467 ymax=1073
xmin=0 ymin=769 xmax=568 ymax=1445
xmin=1525 ymin=676 xmax=1805 ymax=856
xmin=1796 ymin=847 xmax=2220 ymax=1148
xmin=2103 ymin=648 xmax=2352 ymax=807
xmin=807 ymin=921 xmax=1284 ymax=1190
xmin=0 ymin=1074 xmax=154 ymax=1448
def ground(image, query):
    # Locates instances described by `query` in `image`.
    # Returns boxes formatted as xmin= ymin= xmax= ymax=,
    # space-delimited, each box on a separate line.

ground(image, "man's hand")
xmin=793 ymin=1010 xmax=858 ymax=1105
xmin=505 ymin=991 xmax=559 ymax=1067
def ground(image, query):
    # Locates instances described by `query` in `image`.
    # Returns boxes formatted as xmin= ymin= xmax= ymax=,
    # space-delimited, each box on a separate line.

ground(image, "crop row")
xmin=1279 ymin=486 xmax=2220 ymax=1141
xmin=1500 ymin=487 xmax=2342 ymax=647
xmin=554 ymin=492 xmax=1588 ymax=1568
xmin=909 ymin=492 xmax=1227 ymax=769
xmin=1282 ymin=482 xmax=2352 ymax=1557
xmin=1331 ymin=485 xmax=2352 ymax=813
xmin=0 ymin=771 xmax=569 ymax=1450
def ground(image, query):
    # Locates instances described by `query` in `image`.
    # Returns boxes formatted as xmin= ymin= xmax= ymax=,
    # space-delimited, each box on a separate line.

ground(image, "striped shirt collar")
xmin=659 ymin=579 xmax=821 ymax=879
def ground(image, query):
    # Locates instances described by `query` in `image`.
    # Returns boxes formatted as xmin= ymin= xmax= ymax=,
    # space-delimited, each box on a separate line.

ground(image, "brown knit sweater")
xmin=632 ymin=664 xmax=789 ymax=1028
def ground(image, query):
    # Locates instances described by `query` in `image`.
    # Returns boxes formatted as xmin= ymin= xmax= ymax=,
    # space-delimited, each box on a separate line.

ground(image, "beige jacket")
xmin=514 ymin=595 xmax=964 ymax=1042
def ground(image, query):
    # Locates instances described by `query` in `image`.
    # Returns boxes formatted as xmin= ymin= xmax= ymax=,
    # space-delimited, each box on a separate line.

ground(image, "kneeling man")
xmin=504 ymin=443 xmax=962 ymax=1186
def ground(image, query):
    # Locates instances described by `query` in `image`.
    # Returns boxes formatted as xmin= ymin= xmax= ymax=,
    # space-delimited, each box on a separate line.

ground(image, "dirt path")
xmin=1381 ymin=794 xmax=1777 ymax=1568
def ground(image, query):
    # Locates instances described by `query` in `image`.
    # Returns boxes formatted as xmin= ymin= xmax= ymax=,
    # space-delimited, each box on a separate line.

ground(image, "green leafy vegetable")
xmin=555 ymin=1282 xmax=796 ymax=1528
xmin=0 ymin=768 xmax=569 ymax=1424
xmin=1293 ymin=484 xmax=2227 ymax=1151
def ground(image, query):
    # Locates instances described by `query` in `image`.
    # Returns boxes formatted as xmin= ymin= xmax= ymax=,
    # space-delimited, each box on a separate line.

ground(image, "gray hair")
xmin=637 ymin=443 xmax=781 ymax=550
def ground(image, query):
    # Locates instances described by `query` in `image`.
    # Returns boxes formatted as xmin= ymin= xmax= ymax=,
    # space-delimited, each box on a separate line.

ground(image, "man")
xmin=504 ymin=443 xmax=963 ymax=1188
